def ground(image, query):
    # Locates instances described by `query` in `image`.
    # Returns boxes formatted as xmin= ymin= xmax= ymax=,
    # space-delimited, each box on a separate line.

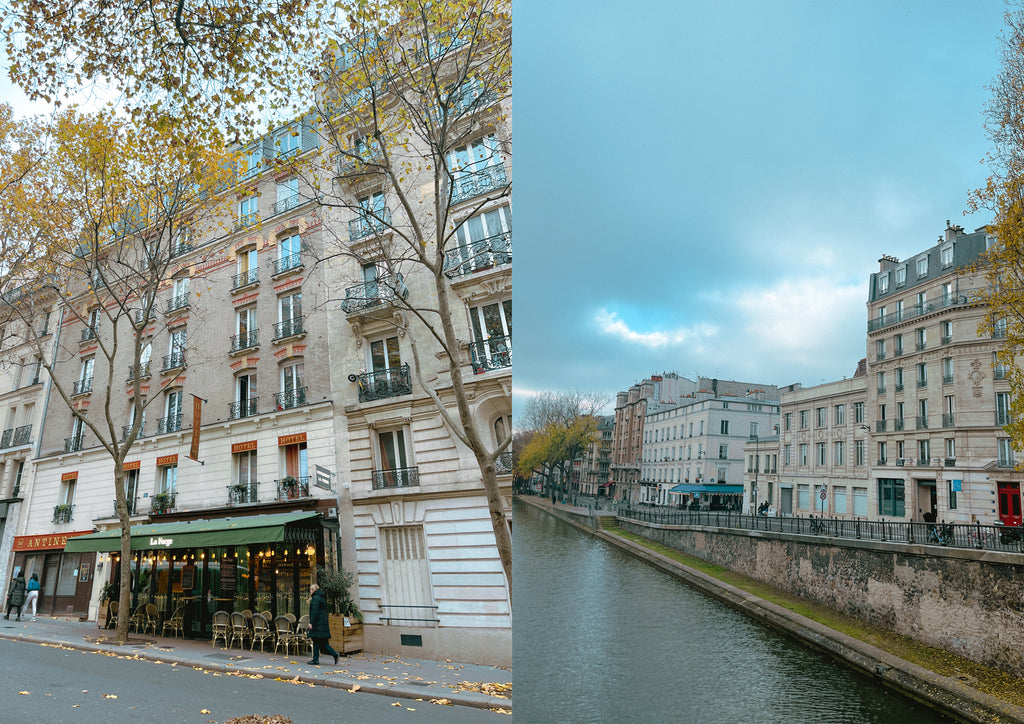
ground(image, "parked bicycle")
xmin=995 ymin=522 xmax=1024 ymax=551
xmin=809 ymin=517 xmax=827 ymax=535
xmin=928 ymin=522 xmax=954 ymax=546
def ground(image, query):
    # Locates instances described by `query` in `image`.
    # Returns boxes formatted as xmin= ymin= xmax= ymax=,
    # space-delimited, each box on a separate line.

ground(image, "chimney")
xmin=878 ymin=254 xmax=899 ymax=272
xmin=945 ymin=219 xmax=964 ymax=243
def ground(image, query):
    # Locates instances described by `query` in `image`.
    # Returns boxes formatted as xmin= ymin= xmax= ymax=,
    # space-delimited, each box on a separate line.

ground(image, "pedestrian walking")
xmin=5 ymin=570 xmax=26 ymax=621
xmin=306 ymin=583 xmax=340 ymax=666
xmin=24 ymin=573 xmax=40 ymax=621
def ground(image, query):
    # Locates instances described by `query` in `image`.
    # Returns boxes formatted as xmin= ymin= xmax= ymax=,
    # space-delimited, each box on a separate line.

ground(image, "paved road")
xmin=0 ymin=639 xmax=502 ymax=723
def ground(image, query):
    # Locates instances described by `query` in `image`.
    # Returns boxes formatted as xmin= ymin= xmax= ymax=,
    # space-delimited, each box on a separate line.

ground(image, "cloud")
xmin=594 ymin=309 xmax=718 ymax=349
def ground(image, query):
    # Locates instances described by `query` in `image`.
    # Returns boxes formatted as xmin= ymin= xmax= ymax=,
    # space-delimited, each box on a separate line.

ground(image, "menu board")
xmin=181 ymin=565 xmax=195 ymax=591
xmin=221 ymin=558 xmax=237 ymax=592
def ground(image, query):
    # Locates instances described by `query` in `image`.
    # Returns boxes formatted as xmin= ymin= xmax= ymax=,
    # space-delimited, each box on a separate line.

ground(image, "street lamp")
xmin=750 ymin=434 xmax=759 ymax=513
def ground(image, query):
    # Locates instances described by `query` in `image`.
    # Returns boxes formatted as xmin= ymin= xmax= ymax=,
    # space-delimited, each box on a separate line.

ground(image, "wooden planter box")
xmin=327 ymin=614 xmax=364 ymax=654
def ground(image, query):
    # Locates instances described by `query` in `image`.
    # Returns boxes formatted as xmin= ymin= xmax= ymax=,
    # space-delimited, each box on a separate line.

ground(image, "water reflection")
xmin=513 ymin=499 xmax=948 ymax=723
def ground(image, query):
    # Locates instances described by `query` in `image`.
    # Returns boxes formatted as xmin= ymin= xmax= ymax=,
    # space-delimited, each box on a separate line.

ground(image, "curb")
xmin=0 ymin=631 xmax=507 ymax=711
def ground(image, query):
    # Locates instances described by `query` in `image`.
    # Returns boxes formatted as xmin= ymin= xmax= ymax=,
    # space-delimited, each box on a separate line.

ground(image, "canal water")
xmin=513 ymin=499 xmax=949 ymax=723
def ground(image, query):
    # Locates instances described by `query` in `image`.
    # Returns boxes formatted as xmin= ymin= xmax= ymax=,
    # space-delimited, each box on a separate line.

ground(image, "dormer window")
xmin=916 ymin=255 xmax=928 ymax=277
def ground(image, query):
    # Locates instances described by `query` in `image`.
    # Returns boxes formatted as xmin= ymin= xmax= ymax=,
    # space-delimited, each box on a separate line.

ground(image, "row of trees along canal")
xmin=515 ymin=391 xmax=608 ymax=504
xmin=0 ymin=0 xmax=512 ymax=644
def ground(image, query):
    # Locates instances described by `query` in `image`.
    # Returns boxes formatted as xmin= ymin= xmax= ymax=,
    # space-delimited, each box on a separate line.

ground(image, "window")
xmin=897 ymin=440 xmax=905 ymax=460
xmin=917 ymin=362 xmax=927 ymax=386
xmin=997 ymin=392 xmax=1011 ymax=426
xmin=159 ymin=464 xmax=177 ymax=494
xmin=834 ymin=441 xmax=845 ymax=466
xmin=895 ymin=299 xmax=904 ymax=321
xmin=876 ymin=339 xmax=886 ymax=360
xmin=449 ymin=134 xmax=505 ymax=202
xmin=688 ymin=423 xmax=693 ymax=437
xmin=915 ymin=292 xmax=926 ymax=313
xmin=799 ymin=410 xmax=808 ymax=429
xmin=835 ymin=487 xmax=848 ymax=515
xmin=915 ymin=327 xmax=926 ymax=351
xmin=277 ymin=234 xmax=302 ymax=274
xmin=352 ymin=192 xmax=388 ymax=238
xmin=834 ymin=404 xmax=845 ymax=425
xmin=450 ymin=205 xmax=512 ymax=275
xmin=948 ymin=480 xmax=958 ymax=510
xmin=718 ymin=444 xmax=728 ymax=460
xmin=783 ymin=444 xmax=791 ymax=466
xmin=941 ymin=282 xmax=953 ymax=304
xmin=918 ymin=439 xmax=930 ymax=465
xmin=854 ymin=402 xmax=864 ymax=423
xmin=894 ymin=334 xmax=903 ymax=356
xmin=719 ymin=420 xmax=729 ymax=435
xmin=878 ymin=479 xmax=905 ymax=516
xmin=895 ymin=367 xmax=904 ymax=390
xmin=76 ymin=357 xmax=94 ymax=395
xmin=161 ymin=390 xmax=182 ymax=433
xmin=880 ymin=403 xmax=887 ymax=420
xmin=916 ymin=255 xmax=928 ymax=277
xmin=799 ymin=443 xmax=808 ymax=466
xmin=699 ymin=421 xmax=704 ymax=436
xmin=816 ymin=408 xmax=826 ymax=427
xmin=784 ymin=413 xmax=792 ymax=431
xmin=895 ymin=266 xmax=907 ymax=287
xmin=816 ymin=442 xmax=826 ymax=466
xmin=276 ymin=128 xmax=300 ymax=158
xmin=169 ymin=276 xmax=190 ymax=311
xmin=994 ymin=316 xmax=1008 ymax=338
xmin=940 ymin=320 xmax=952 ymax=344
xmin=918 ymin=398 xmax=928 ymax=427
xmin=166 ymin=327 xmax=186 ymax=369
xmin=234 ymin=307 xmax=258 ymax=351
xmin=376 ymin=429 xmax=414 ymax=488
xmin=877 ymin=305 xmax=886 ymax=321
xmin=797 ymin=484 xmax=810 ymax=510
xmin=234 ymin=449 xmax=258 ymax=502
xmin=749 ymin=421 xmax=758 ymax=437
xmin=469 ymin=300 xmax=512 ymax=372
xmin=855 ymin=439 xmax=865 ymax=466
xmin=994 ymin=352 xmax=1008 ymax=380
xmin=277 ymin=292 xmax=303 ymax=339
xmin=853 ymin=487 xmax=868 ymax=516
xmin=941 ymin=245 xmax=953 ymax=268
xmin=877 ymin=371 xmax=886 ymax=393
xmin=60 ymin=475 xmax=76 ymax=506
xmin=878 ymin=274 xmax=889 ymax=294
xmin=236 ymin=247 xmax=258 ymax=287
xmin=279 ymin=363 xmax=305 ymax=409
xmin=239 ymin=195 xmax=259 ymax=226
xmin=240 ymin=146 xmax=261 ymax=177
xmin=998 ymin=438 xmax=1015 ymax=467
xmin=878 ymin=441 xmax=887 ymax=464
xmin=234 ymin=372 xmax=257 ymax=418
xmin=277 ymin=177 xmax=299 ymax=208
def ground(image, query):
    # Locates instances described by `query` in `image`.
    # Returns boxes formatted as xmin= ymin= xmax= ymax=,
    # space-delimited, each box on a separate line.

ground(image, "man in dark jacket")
xmin=5 ymin=570 xmax=26 ymax=621
xmin=307 ymin=583 xmax=340 ymax=666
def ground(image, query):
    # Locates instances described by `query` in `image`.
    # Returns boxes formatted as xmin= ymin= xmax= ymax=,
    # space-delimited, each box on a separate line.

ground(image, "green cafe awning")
xmin=668 ymin=484 xmax=744 ymax=494
xmin=64 ymin=511 xmax=320 ymax=553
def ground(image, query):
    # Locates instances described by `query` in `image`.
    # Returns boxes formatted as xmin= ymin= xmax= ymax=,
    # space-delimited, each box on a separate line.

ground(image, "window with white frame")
xmin=918 ymin=439 xmax=930 ymax=464
xmin=816 ymin=442 xmax=826 ymax=466
xmin=450 ymin=205 xmax=511 ymax=275
xmin=997 ymin=391 xmax=1011 ymax=426
xmin=799 ymin=443 xmax=808 ymax=466
xmin=77 ymin=357 xmax=94 ymax=394
xmin=279 ymin=363 xmax=305 ymax=409
xmin=834 ymin=404 xmax=845 ymax=425
xmin=235 ymin=307 xmax=257 ymax=351
xmin=240 ymin=147 xmax=261 ymax=177
xmin=278 ymin=292 xmax=302 ymax=338
xmin=376 ymin=428 xmax=413 ymax=488
xmin=945 ymin=437 xmax=955 ymax=461
xmin=277 ymin=234 xmax=302 ymax=273
xmin=239 ymin=195 xmax=259 ymax=225
xmin=236 ymin=246 xmax=258 ymax=286
xmin=167 ymin=327 xmax=186 ymax=368
xmin=999 ymin=438 xmax=1015 ymax=466
xmin=834 ymin=441 xmax=845 ymax=466
xmin=878 ymin=441 xmax=887 ymax=463
xmin=718 ymin=444 xmax=728 ymax=460
xmin=162 ymin=389 xmax=182 ymax=433
xmin=276 ymin=128 xmax=300 ymax=157
xmin=235 ymin=372 xmax=257 ymax=418
xmin=784 ymin=413 xmax=792 ymax=430
xmin=835 ymin=487 xmax=848 ymax=515
xmin=941 ymin=245 xmax=953 ymax=268
xmin=895 ymin=266 xmax=906 ymax=287
xmin=878 ymin=274 xmax=889 ymax=294
xmin=234 ymin=448 xmax=258 ymax=495
xmin=159 ymin=463 xmax=177 ymax=495
xmin=720 ymin=420 xmax=729 ymax=435
xmin=749 ymin=421 xmax=758 ymax=437
xmin=353 ymin=192 xmax=388 ymax=238
xmin=915 ymin=292 xmax=926 ymax=312
xmin=855 ymin=439 xmax=865 ymax=466
xmin=854 ymin=402 xmax=864 ymax=423
xmin=916 ymin=255 xmax=928 ymax=277
xmin=449 ymin=134 xmax=504 ymax=201
xmin=783 ymin=444 xmax=791 ymax=466
xmin=469 ymin=300 xmax=511 ymax=373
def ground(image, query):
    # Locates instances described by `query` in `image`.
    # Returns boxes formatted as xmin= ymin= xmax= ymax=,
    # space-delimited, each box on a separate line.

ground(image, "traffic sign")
xmin=819 ymin=490 xmax=827 ymax=501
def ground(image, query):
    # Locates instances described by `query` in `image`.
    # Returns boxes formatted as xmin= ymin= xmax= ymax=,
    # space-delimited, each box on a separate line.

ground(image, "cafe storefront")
xmin=11 ymin=530 xmax=94 ymax=617
xmin=65 ymin=511 xmax=332 ymax=638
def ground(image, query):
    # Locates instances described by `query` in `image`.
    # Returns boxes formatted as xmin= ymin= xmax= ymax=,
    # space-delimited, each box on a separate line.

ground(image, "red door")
xmin=998 ymin=482 xmax=1022 ymax=526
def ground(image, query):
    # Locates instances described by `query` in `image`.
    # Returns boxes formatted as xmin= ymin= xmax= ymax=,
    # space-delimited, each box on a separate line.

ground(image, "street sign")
xmin=819 ymin=489 xmax=827 ymax=501
xmin=315 ymin=465 xmax=333 ymax=491
xmin=952 ymin=479 xmax=962 ymax=492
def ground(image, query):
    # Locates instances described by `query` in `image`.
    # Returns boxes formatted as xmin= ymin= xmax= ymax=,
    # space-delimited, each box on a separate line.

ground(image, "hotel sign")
xmin=124 ymin=460 xmax=141 ymax=471
xmin=13 ymin=531 xmax=91 ymax=552
xmin=156 ymin=454 xmax=178 ymax=466
xmin=278 ymin=433 xmax=306 ymax=446
xmin=60 ymin=471 xmax=78 ymax=482
xmin=231 ymin=440 xmax=258 ymax=453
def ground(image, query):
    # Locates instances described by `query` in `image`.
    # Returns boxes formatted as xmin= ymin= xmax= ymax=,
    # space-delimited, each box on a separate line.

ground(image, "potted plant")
xmin=53 ymin=503 xmax=72 ymax=523
xmin=317 ymin=565 xmax=363 ymax=654
xmin=151 ymin=492 xmax=172 ymax=514
xmin=280 ymin=475 xmax=298 ymax=499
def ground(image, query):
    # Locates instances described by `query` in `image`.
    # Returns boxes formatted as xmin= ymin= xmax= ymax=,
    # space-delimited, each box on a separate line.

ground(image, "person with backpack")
xmin=24 ymin=573 xmax=40 ymax=621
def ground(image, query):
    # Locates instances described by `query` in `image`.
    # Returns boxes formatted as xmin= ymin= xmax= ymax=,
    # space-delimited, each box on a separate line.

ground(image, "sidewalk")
xmin=0 ymin=616 xmax=511 ymax=712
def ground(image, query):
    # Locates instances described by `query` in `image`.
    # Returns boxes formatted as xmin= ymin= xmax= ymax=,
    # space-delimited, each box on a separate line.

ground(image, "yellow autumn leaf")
xmin=18 ymin=691 xmax=29 ymax=695
xmin=200 ymin=709 xmax=210 ymax=714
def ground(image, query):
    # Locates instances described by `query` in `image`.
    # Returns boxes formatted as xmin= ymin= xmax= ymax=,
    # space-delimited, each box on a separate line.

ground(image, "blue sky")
xmin=513 ymin=0 xmax=1007 ymax=421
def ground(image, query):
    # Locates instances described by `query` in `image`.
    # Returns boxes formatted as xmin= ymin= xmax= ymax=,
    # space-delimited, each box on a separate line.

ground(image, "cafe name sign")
xmin=150 ymin=537 xmax=174 ymax=548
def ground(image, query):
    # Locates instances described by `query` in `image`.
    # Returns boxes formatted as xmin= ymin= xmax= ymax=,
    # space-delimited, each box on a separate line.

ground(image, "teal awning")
xmin=64 ymin=511 xmax=320 ymax=553
xmin=668 ymin=484 xmax=744 ymax=494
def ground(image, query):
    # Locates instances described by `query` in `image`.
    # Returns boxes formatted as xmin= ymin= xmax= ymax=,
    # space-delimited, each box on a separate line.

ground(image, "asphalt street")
xmin=0 ymin=639 xmax=501 ymax=723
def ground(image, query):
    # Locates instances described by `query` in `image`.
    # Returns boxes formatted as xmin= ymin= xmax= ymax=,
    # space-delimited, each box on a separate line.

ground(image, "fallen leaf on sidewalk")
xmin=103 ymin=694 xmax=117 ymax=699
xmin=200 ymin=709 xmax=210 ymax=714
xmin=348 ymin=685 xmax=360 ymax=693
xmin=18 ymin=691 xmax=29 ymax=695
xmin=429 ymin=698 xmax=453 ymax=706
xmin=391 ymin=702 xmax=402 ymax=707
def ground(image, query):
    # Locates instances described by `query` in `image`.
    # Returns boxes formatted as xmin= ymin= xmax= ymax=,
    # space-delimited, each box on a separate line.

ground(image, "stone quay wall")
xmin=618 ymin=518 xmax=1024 ymax=677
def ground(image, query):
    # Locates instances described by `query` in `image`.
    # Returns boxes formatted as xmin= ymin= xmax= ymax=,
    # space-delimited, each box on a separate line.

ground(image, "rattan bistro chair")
xmin=143 ymin=603 xmax=160 ymax=635
xmin=250 ymin=611 xmax=274 ymax=652
xmin=106 ymin=601 xmax=119 ymax=630
xmin=162 ymin=605 xmax=185 ymax=638
xmin=273 ymin=615 xmax=297 ymax=655
xmin=211 ymin=610 xmax=230 ymax=648
xmin=128 ymin=604 xmax=147 ymax=633
xmin=295 ymin=615 xmax=313 ymax=656
xmin=229 ymin=612 xmax=251 ymax=649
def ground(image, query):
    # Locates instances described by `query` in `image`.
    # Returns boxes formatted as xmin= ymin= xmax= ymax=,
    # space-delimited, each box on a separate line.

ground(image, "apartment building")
xmin=576 ymin=415 xmax=614 ymax=497
xmin=866 ymin=222 xmax=1022 ymax=525
xmin=640 ymin=379 xmax=780 ymax=508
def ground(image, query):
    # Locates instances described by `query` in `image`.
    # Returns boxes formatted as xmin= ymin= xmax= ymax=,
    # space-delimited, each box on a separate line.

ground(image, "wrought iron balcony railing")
xmin=876 ymin=351 xmax=885 ymax=361
xmin=231 ymin=329 xmax=259 ymax=352
xmin=917 ymin=378 xmax=928 ymax=388
xmin=875 ymin=420 xmax=887 ymax=432
xmin=235 ymin=212 xmax=260 ymax=231
xmin=470 ymin=334 xmax=512 ymax=373
xmin=232 ymin=269 xmax=258 ymax=289
xmin=0 ymin=429 xmax=11 ymax=448
xmin=229 ymin=398 xmax=259 ymax=419
xmin=893 ymin=418 xmax=904 ymax=431
xmin=355 ymin=365 xmax=412 ymax=402
xmin=64 ymin=435 xmax=84 ymax=453
xmin=916 ymin=341 xmax=927 ymax=352
xmin=227 ymin=481 xmax=258 ymax=505
xmin=272 ymin=194 xmax=301 ymax=216
xmin=73 ymin=377 xmax=93 ymax=395
xmin=53 ymin=504 xmax=73 ymax=524
xmin=150 ymin=492 xmax=175 ymax=514
xmin=997 ymin=412 xmax=1012 ymax=426
xmin=162 ymin=351 xmax=186 ymax=371
xmin=341 ymin=274 xmax=409 ymax=314
xmin=943 ymin=374 xmax=954 ymax=385
xmin=127 ymin=362 xmax=151 ymax=382
xmin=451 ymin=164 xmax=508 ymax=204
xmin=995 ymin=367 xmax=1008 ymax=380
xmin=276 ymin=476 xmax=310 ymax=501
xmin=275 ymin=387 xmax=307 ymax=410
xmin=941 ymin=335 xmax=952 ymax=345
xmin=167 ymin=293 xmax=189 ymax=312
xmin=442 ymin=231 xmax=512 ymax=278
xmin=943 ymin=413 xmax=955 ymax=428
xmin=348 ymin=206 xmax=392 ymax=239
xmin=273 ymin=252 xmax=303 ymax=275
xmin=273 ymin=317 xmax=304 ymax=340
xmin=81 ymin=327 xmax=97 ymax=342
xmin=121 ymin=424 xmax=145 ymax=442
xmin=157 ymin=414 xmax=182 ymax=434
xmin=372 ymin=466 xmax=420 ymax=490
xmin=112 ymin=497 xmax=139 ymax=516
xmin=170 ymin=241 xmax=193 ymax=258
xmin=894 ymin=383 xmax=904 ymax=392
xmin=12 ymin=425 xmax=30 ymax=446
xmin=496 ymin=451 xmax=513 ymax=474
xmin=916 ymin=416 xmax=928 ymax=430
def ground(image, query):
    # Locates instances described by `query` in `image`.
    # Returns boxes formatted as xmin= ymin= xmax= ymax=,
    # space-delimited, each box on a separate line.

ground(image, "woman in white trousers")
xmin=24 ymin=573 xmax=40 ymax=620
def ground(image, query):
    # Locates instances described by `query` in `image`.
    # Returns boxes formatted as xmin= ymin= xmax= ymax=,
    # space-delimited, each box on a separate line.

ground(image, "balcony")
xmin=127 ymin=362 xmax=151 ymax=382
xmin=943 ymin=374 xmax=954 ymax=385
xmin=272 ymin=252 xmax=303 ymax=276
xmin=451 ymin=165 xmax=508 ymax=204
xmin=876 ymin=352 xmax=885 ymax=361
xmin=995 ymin=367 xmax=1008 ymax=381
xmin=355 ymin=365 xmax=412 ymax=403
xmin=349 ymin=207 xmax=392 ymax=240
xmin=12 ymin=425 xmax=30 ymax=446
xmin=917 ymin=378 xmax=928 ymax=388
xmin=81 ymin=327 xmax=97 ymax=343
xmin=273 ymin=317 xmax=304 ymax=341
xmin=231 ymin=329 xmax=259 ymax=353
xmin=894 ymin=418 xmax=904 ymax=431
xmin=157 ymin=414 xmax=182 ymax=434
xmin=875 ymin=420 xmax=887 ymax=432
xmin=877 ymin=386 xmax=886 ymax=395
xmin=894 ymin=345 xmax=903 ymax=357
xmin=470 ymin=334 xmax=512 ymax=374
xmin=72 ymin=377 xmax=93 ymax=396
xmin=235 ymin=212 xmax=260 ymax=231
xmin=371 ymin=466 xmax=420 ymax=490
xmin=496 ymin=451 xmax=513 ymax=474
xmin=867 ymin=292 xmax=975 ymax=333
xmin=229 ymin=397 xmax=259 ymax=420
xmin=162 ymin=351 xmax=186 ymax=372
xmin=52 ymin=504 xmax=73 ymax=524
xmin=121 ymin=424 xmax=145 ymax=442
xmin=916 ymin=342 xmax=927 ymax=352
xmin=64 ymin=435 xmax=84 ymax=453
xmin=112 ymin=497 xmax=139 ymax=516
xmin=272 ymin=194 xmax=301 ymax=216
xmin=894 ymin=383 xmax=904 ymax=393
xmin=227 ymin=481 xmax=258 ymax=505
xmin=341 ymin=274 xmax=409 ymax=314
xmin=941 ymin=335 xmax=952 ymax=345
xmin=170 ymin=241 xmax=193 ymax=258
xmin=943 ymin=413 xmax=955 ymax=428
xmin=274 ymin=387 xmax=307 ymax=411
xmin=443 ymin=232 xmax=512 ymax=278
xmin=232 ymin=269 xmax=258 ymax=290
xmin=0 ymin=429 xmax=10 ymax=448
xmin=166 ymin=293 xmax=189 ymax=313
xmin=917 ymin=458 xmax=930 ymax=467
xmin=276 ymin=476 xmax=310 ymax=501
xmin=150 ymin=492 xmax=175 ymax=514
xmin=997 ymin=412 xmax=1012 ymax=426
xmin=945 ymin=458 xmax=956 ymax=467
xmin=916 ymin=416 xmax=928 ymax=430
